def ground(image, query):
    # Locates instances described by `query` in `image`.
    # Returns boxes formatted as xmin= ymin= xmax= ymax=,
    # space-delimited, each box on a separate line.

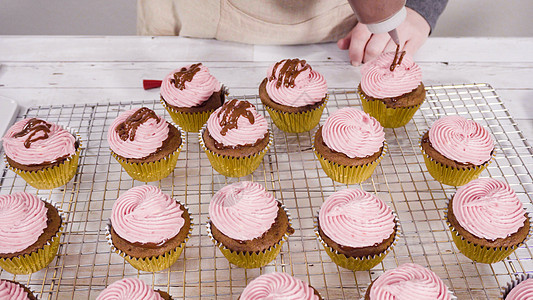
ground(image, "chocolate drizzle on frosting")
xmin=269 ymin=59 xmax=310 ymax=88
xmin=389 ymin=44 xmax=406 ymax=72
xmin=217 ymin=99 xmax=255 ymax=136
xmin=115 ymin=107 xmax=160 ymax=141
xmin=13 ymin=118 xmax=52 ymax=148
xmin=171 ymin=63 xmax=202 ymax=90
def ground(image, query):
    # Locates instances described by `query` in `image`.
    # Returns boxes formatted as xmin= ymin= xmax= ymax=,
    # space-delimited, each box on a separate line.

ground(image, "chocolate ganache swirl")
xmin=240 ymin=272 xmax=319 ymax=300
xmin=96 ymin=278 xmax=163 ymax=300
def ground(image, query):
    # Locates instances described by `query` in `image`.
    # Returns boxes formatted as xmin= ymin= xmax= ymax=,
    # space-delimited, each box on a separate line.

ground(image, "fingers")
xmin=384 ymin=39 xmax=398 ymax=53
xmin=337 ymin=29 xmax=352 ymax=50
xmin=347 ymin=23 xmax=372 ymax=66
xmin=362 ymin=33 xmax=391 ymax=63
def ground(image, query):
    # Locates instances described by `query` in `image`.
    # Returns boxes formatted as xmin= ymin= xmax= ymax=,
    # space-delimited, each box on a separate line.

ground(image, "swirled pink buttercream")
xmin=453 ymin=178 xmax=526 ymax=240
xmin=319 ymin=188 xmax=395 ymax=248
xmin=265 ymin=59 xmax=327 ymax=107
xmin=370 ymin=263 xmax=452 ymax=300
xmin=209 ymin=181 xmax=278 ymax=241
xmin=160 ymin=63 xmax=221 ymax=108
xmin=429 ymin=116 xmax=494 ymax=165
xmin=207 ymin=99 xmax=268 ymax=148
xmin=0 ymin=280 xmax=31 ymax=300
xmin=322 ymin=107 xmax=385 ymax=158
xmin=96 ymin=278 xmax=163 ymax=300
xmin=506 ymin=278 xmax=533 ymax=300
xmin=361 ymin=51 xmax=422 ymax=98
xmin=107 ymin=107 xmax=170 ymax=159
xmin=240 ymin=272 xmax=319 ymax=300
xmin=0 ymin=192 xmax=48 ymax=254
xmin=111 ymin=185 xmax=184 ymax=244
xmin=2 ymin=118 xmax=76 ymax=165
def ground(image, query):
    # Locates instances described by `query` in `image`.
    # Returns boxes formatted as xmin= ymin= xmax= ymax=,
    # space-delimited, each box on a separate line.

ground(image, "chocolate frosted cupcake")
xmin=446 ymin=178 xmax=530 ymax=264
xmin=2 ymin=118 xmax=81 ymax=189
xmin=0 ymin=192 xmax=63 ymax=274
xmin=97 ymin=278 xmax=172 ymax=300
xmin=313 ymin=107 xmax=386 ymax=184
xmin=207 ymin=181 xmax=293 ymax=269
xmin=315 ymin=188 xmax=398 ymax=271
xmin=421 ymin=115 xmax=494 ymax=186
xmin=240 ymin=272 xmax=321 ymax=299
xmin=200 ymin=99 xmax=272 ymax=177
xmin=0 ymin=279 xmax=37 ymax=299
xmin=364 ymin=263 xmax=453 ymax=299
xmin=107 ymin=185 xmax=192 ymax=272
xmin=259 ymin=58 xmax=328 ymax=133
xmin=108 ymin=107 xmax=183 ymax=182
xmin=160 ymin=63 xmax=225 ymax=132
xmin=358 ymin=48 xmax=425 ymax=128
xmin=502 ymin=274 xmax=533 ymax=299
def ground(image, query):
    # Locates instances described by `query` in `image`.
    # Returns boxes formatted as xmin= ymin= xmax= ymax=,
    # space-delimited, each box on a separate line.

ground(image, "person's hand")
xmin=337 ymin=7 xmax=430 ymax=66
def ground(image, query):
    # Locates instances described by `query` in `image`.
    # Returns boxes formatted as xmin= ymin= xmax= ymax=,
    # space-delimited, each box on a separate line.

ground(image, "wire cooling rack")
xmin=0 ymin=83 xmax=532 ymax=300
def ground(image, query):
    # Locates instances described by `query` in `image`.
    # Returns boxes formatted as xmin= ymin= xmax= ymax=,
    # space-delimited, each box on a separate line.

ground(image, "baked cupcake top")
xmin=0 ymin=192 xmax=48 ymax=254
xmin=209 ymin=181 xmax=278 ymax=241
xmin=319 ymin=188 xmax=395 ymax=248
xmin=0 ymin=280 xmax=32 ymax=300
xmin=361 ymin=51 xmax=422 ymax=98
xmin=369 ymin=263 xmax=451 ymax=300
xmin=107 ymin=107 xmax=170 ymax=159
xmin=453 ymin=178 xmax=526 ymax=240
xmin=240 ymin=272 xmax=319 ymax=300
xmin=322 ymin=107 xmax=385 ymax=158
xmin=428 ymin=116 xmax=494 ymax=165
xmin=505 ymin=278 xmax=533 ymax=300
xmin=111 ymin=185 xmax=185 ymax=244
xmin=206 ymin=99 xmax=268 ymax=148
xmin=265 ymin=58 xmax=327 ymax=107
xmin=160 ymin=63 xmax=221 ymax=108
xmin=2 ymin=118 xmax=76 ymax=165
xmin=96 ymin=278 xmax=163 ymax=300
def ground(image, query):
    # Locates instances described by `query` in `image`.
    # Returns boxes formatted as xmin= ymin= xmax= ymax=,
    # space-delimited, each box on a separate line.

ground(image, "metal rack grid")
xmin=0 ymin=83 xmax=532 ymax=299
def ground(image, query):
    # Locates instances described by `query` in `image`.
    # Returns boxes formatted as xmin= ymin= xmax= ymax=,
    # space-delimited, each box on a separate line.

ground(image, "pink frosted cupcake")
xmin=502 ymin=274 xmax=533 ymax=299
xmin=0 ymin=279 xmax=37 ymax=299
xmin=315 ymin=188 xmax=398 ymax=270
xmin=259 ymin=58 xmax=328 ymax=133
xmin=2 ymin=118 xmax=81 ymax=189
xmin=160 ymin=63 xmax=225 ymax=132
xmin=421 ymin=115 xmax=494 ymax=186
xmin=364 ymin=263 xmax=453 ymax=299
xmin=313 ymin=107 xmax=386 ymax=184
xmin=240 ymin=272 xmax=321 ymax=299
xmin=97 ymin=278 xmax=172 ymax=299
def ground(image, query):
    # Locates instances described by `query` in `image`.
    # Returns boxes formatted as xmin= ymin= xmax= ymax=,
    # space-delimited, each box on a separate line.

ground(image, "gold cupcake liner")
xmin=206 ymin=203 xmax=292 ymax=269
xmin=264 ymin=95 xmax=328 ymax=133
xmin=199 ymin=125 xmax=273 ymax=177
xmin=358 ymin=89 xmax=422 ymax=128
xmin=6 ymin=130 xmax=82 ymax=189
xmin=313 ymin=139 xmax=387 ymax=184
xmin=501 ymin=273 xmax=533 ymax=299
xmin=0 ymin=200 xmax=64 ymax=274
xmin=314 ymin=210 xmax=400 ymax=271
xmin=106 ymin=202 xmax=193 ymax=272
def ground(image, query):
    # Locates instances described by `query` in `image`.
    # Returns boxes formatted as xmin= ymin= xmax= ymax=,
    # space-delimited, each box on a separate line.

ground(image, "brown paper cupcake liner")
xmin=6 ymin=129 xmax=82 ymax=189
xmin=358 ymin=88 xmax=422 ymax=128
xmin=264 ymin=95 xmax=328 ymax=133
xmin=206 ymin=203 xmax=292 ymax=269
xmin=501 ymin=273 xmax=533 ymax=299
xmin=199 ymin=124 xmax=273 ymax=177
xmin=106 ymin=202 xmax=193 ymax=272
xmin=314 ymin=210 xmax=400 ymax=271
xmin=0 ymin=199 xmax=64 ymax=274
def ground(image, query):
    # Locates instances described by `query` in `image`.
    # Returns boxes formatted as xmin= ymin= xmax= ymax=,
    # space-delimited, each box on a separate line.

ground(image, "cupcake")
xmin=358 ymin=48 xmax=425 ymax=128
xmin=96 ymin=278 xmax=172 ymax=300
xmin=446 ymin=178 xmax=530 ymax=264
xmin=421 ymin=115 xmax=494 ymax=186
xmin=364 ymin=263 xmax=453 ymax=299
xmin=240 ymin=272 xmax=321 ymax=299
xmin=106 ymin=185 xmax=192 ymax=272
xmin=2 ymin=118 xmax=81 ymax=189
xmin=0 ymin=279 xmax=37 ymax=299
xmin=160 ymin=63 xmax=225 ymax=132
xmin=313 ymin=107 xmax=386 ymax=184
xmin=315 ymin=188 xmax=398 ymax=271
xmin=200 ymin=99 xmax=272 ymax=177
xmin=259 ymin=58 xmax=328 ymax=133
xmin=0 ymin=192 xmax=63 ymax=274
xmin=108 ymin=107 xmax=183 ymax=182
xmin=206 ymin=181 xmax=293 ymax=269
xmin=502 ymin=274 xmax=533 ymax=299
